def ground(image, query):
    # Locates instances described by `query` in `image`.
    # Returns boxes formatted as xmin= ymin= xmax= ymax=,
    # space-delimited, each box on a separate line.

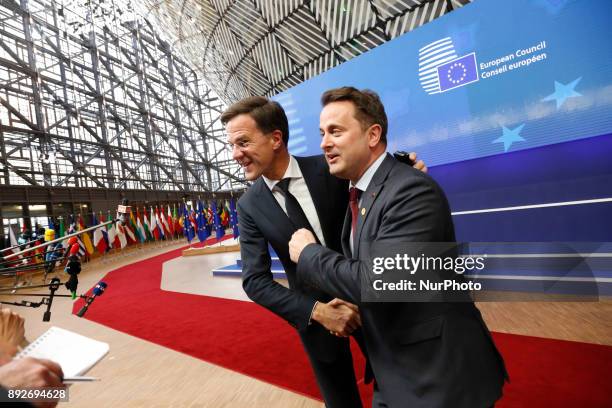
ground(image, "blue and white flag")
xmin=437 ymin=53 xmax=479 ymax=92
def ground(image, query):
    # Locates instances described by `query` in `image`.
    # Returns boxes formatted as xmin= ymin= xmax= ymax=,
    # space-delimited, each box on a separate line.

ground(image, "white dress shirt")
xmin=262 ymin=155 xmax=326 ymax=246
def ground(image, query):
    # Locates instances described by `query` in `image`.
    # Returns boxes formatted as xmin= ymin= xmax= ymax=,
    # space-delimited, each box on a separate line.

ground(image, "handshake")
xmin=312 ymin=298 xmax=361 ymax=337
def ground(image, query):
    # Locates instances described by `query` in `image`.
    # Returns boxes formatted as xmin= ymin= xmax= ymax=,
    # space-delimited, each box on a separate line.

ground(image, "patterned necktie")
xmin=275 ymin=178 xmax=314 ymax=233
xmin=349 ymin=186 xmax=361 ymax=234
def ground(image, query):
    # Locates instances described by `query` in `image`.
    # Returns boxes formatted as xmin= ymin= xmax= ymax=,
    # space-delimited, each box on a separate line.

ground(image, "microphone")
xmin=76 ymin=281 xmax=107 ymax=318
xmin=69 ymin=242 xmax=80 ymax=256
xmin=64 ymin=254 xmax=81 ymax=299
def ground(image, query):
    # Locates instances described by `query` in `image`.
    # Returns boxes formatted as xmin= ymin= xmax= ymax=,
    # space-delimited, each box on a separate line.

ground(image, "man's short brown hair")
xmin=220 ymin=96 xmax=289 ymax=145
xmin=321 ymin=87 xmax=388 ymax=145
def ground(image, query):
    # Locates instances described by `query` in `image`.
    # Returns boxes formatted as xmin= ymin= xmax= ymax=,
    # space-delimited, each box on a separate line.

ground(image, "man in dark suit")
xmin=221 ymin=96 xmax=426 ymax=407
xmin=289 ymin=87 xmax=507 ymax=408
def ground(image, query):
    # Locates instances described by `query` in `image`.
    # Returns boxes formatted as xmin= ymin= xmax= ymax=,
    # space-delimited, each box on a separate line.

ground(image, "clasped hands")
xmin=288 ymin=230 xmax=361 ymax=336
xmin=313 ymin=298 xmax=361 ymax=337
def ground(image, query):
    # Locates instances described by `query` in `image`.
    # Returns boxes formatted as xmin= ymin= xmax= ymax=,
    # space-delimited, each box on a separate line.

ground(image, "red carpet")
xmin=74 ymin=243 xmax=612 ymax=407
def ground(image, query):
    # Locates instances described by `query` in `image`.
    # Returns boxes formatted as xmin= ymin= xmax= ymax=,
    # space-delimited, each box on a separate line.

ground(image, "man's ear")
xmin=270 ymin=130 xmax=285 ymax=150
xmin=367 ymin=124 xmax=383 ymax=148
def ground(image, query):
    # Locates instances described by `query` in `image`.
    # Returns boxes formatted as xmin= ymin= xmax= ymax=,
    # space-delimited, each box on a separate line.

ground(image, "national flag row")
xmin=181 ymin=198 xmax=239 ymax=244
xmin=3 ymin=199 xmax=240 ymax=262
xmin=89 ymin=199 xmax=239 ymax=251
xmin=91 ymin=204 xmax=186 ymax=254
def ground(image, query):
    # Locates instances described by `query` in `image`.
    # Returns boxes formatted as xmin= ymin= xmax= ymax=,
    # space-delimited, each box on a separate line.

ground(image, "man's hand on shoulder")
xmin=394 ymin=151 xmax=428 ymax=173
xmin=312 ymin=298 xmax=361 ymax=337
xmin=409 ymin=152 xmax=428 ymax=173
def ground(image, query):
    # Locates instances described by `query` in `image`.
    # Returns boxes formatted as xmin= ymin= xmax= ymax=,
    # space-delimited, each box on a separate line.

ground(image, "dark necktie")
xmin=275 ymin=178 xmax=314 ymax=233
xmin=349 ymin=186 xmax=361 ymax=234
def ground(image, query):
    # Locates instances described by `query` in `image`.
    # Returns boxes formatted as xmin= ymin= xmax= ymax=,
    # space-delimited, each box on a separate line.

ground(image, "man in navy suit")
xmin=289 ymin=87 xmax=507 ymax=407
xmin=221 ymin=96 xmax=426 ymax=407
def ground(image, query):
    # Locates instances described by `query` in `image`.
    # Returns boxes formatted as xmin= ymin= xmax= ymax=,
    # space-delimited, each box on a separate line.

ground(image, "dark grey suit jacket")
xmin=237 ymin=155 xmax=350 ymax=361
xmin=297 ymin=154 xmax=507 ymax=407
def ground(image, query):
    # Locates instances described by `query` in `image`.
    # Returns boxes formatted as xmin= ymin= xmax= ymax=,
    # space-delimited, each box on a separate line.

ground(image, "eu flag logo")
xmin=437 ymin=53 xmax=479 ymax=92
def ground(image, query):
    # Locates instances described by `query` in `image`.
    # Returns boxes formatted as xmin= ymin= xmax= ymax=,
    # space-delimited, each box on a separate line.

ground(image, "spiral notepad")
xmin=16 ymin=326 xmax=109 ymax=378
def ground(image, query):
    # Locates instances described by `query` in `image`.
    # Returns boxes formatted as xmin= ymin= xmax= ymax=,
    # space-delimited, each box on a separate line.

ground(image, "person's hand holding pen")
xmin=0 ymin=357 xmax=64 ymax=408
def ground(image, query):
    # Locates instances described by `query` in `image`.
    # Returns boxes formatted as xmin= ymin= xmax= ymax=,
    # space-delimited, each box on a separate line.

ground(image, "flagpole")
xmin=189 ymin=199 xmax=193 ymax=249
xmin=142 ymin=206 xmax=147 ymax=250
xmin=77 ymin=212 xmax=90 ymax=268
xmin=137 ymin=206 xmax=143 ymax=251
xmin=111 ymin=209 xmax=122 ymax=257
xmin=107 ymin=210 xmax=113 ymax=258
xmin=165 ymin=204 xmax=173 ymax=247
xmin=185 ymin=198 xmax=192 ymax=249
xmin=99 ymin=212 xmax=107 ymax=264
xmin=170 ymin=203 xmax=176 ymax=243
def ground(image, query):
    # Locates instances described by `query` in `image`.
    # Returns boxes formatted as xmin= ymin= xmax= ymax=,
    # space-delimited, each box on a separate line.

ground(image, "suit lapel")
xmin=296 ymin=156 xmax=333 ymax=245
xmin=353 ymin=154 xmax=395 ymax=258
xmin=253 ymin=179 xmax=295 ymax=240
xmin=341 ymin=206 xmax=352 ymax=257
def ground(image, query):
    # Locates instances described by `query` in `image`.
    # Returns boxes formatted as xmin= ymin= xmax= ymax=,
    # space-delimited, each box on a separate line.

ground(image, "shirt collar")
xmin=352 ymin=152 xmax=386 ymax=192
xmin=262 ymin=155 xmax=303 ymax=191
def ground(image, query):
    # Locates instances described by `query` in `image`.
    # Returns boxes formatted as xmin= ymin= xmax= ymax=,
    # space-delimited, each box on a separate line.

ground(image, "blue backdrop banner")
xmin=274 ymin=0 xmax=612 ymax=167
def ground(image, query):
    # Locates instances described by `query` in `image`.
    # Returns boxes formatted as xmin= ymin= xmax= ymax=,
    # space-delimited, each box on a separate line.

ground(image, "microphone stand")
xmin=0 ymin=280 xmax=86 ymax=321
xmin=43 ymin=278 xmax=60 ymax=322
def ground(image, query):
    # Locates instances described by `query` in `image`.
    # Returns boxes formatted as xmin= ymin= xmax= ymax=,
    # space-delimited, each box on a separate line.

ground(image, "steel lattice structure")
xmin=0 ymin=0 xmax=246 ymax=192
xmin=0 ymin=0 xmax=471 ymax=194
xmin=137 ymin=0 xmax=472 ymax=104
